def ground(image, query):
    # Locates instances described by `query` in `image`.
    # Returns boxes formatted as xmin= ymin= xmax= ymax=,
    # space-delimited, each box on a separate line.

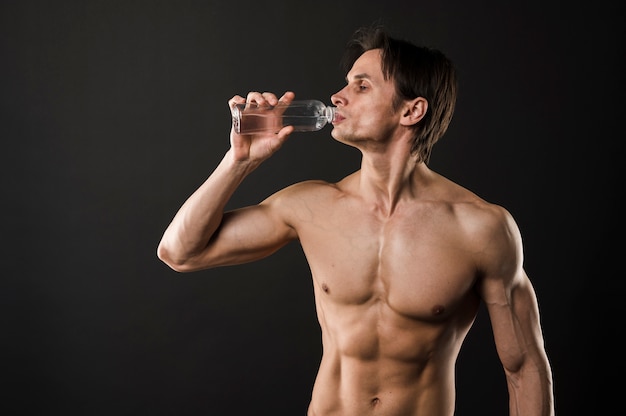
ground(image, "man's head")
xmin=341 ymin=26 xmax=458 ymax=164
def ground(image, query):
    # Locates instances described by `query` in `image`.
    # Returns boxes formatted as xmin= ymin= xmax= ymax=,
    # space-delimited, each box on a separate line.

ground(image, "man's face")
xmin=330 ymin=49 xmax=403 ymax=146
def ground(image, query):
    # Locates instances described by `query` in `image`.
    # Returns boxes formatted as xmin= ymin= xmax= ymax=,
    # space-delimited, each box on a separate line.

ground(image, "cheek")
xmin=360 ymin=114 xmax=383 ymax=128
xmin=359 ymin=112 xmax=396 ymax=135
xmin=332 ymin=106 xmax=397 ymax=139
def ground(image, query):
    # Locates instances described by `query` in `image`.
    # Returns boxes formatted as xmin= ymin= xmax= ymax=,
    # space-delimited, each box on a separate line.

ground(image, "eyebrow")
xmin=345 ymin=72 xmax=371 ymax=82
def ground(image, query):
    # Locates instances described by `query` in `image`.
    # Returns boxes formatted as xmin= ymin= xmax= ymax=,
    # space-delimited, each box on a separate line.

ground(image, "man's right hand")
xmin=228 ymin=91 xmax=296 ymax=163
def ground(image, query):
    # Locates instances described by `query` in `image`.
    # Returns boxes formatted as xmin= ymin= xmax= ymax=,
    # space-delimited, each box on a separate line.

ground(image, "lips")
xmin=332 ymin=112 xmax=345 ymax=124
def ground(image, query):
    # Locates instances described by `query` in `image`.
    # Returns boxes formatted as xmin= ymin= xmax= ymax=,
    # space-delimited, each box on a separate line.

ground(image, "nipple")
xmin=432 ymin=305 xmax=445 ymax=315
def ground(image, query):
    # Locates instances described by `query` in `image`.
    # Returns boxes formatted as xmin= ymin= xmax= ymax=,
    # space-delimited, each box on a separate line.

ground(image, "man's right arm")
xmin=157 ymin=91 xmax=296 ymax=272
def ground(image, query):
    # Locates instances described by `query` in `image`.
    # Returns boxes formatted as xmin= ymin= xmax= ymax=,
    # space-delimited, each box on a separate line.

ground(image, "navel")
xmin=321 ymin=283 xmax=330 ymax=294
xmin=371 ymin=397 xmax=380 ymax=406
xmin=432 ymin=304 xmax=445 ymax=316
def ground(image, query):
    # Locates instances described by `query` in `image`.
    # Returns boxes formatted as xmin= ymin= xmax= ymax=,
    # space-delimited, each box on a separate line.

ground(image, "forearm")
xmin=157 ymin=149 xmax=257 ymax=271
xmin=507 ymin=361 xmax=555 ymax=416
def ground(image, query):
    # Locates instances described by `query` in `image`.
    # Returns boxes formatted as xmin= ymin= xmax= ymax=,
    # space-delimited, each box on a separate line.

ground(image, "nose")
xmin=330 ymin=87 xmax=346 ymax=107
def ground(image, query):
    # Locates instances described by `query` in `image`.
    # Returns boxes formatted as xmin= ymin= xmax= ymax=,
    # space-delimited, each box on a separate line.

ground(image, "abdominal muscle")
xmin=306 ymin=289 xmax=476 ymax=416
xmin=292 ymin=179 xmax=483 ymax=415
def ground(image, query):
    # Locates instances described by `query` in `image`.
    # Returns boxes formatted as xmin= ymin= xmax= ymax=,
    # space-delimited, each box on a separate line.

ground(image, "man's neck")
xmin=356 ymin=147 xmax=430 ymax=216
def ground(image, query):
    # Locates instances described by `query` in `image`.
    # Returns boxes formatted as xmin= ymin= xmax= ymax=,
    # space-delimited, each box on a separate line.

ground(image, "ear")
xmin=400 ymin=97 xmax=428 ymax=126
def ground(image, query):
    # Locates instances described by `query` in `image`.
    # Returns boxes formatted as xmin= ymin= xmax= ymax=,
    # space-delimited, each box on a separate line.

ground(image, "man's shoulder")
xmin=277 ymin=170 xmax=359 ymax=198
xmin=451 ymin=195 xmax=513 ymax=233
xmin=449 ymin=194 xmax=522 ymax=264
xmin=266 ymin=179 xmax=343 ymax=209
xmin=280 ymin=179 xmax=340 ymax=196
xmin=433 ymin=173 xmax=511 ymax=224
xmin=430 ymin=178 xmax=516 ymax=243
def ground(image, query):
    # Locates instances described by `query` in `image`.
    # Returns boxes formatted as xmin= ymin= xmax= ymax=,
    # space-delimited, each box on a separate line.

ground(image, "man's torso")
xmin=278 ymin=172 xmax=494 ymax=415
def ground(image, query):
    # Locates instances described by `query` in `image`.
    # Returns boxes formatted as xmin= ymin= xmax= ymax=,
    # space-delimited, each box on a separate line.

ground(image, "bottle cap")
xmin=325 ymin=106 xmax=336 ymax=123
xmin=232 ymin=106 xmax=242 ymax=134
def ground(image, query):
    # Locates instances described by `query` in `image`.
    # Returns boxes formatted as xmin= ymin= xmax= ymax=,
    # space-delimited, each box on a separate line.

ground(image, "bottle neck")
xmin=325 ymin=106 xmax=336 ymax=123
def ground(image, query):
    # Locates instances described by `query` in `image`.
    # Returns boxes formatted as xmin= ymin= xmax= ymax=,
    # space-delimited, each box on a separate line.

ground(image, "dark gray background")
xmin=2 ymin=0 xmax=623 ymax=414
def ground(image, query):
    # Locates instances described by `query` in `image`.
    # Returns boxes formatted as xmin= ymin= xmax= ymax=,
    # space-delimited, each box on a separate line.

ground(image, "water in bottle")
xmin=232 ymin=100 xmax=336 ymax=134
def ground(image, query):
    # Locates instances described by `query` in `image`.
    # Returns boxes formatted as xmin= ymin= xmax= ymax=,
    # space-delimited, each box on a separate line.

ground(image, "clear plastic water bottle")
xmin=232 ymin=100 xmax=336 ymax=134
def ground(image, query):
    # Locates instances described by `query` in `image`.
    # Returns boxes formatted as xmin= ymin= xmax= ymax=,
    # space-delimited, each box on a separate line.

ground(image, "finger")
xmin=277 ymin=91 xmax=296 ymax=105
xmin=246 ymin=91 xmax=267 ymax=108
xmin=261 ymin=91 xmax=280 ymax=107
xmin=274 ymin=91 xmax=296 ymax=116
xmin=263 ymin=125 xmax=294 ymax=155
xmin=228 ymin=95 xmax=246 ymax=111
xmin=276 ymin=124 xmax=295 ymax=140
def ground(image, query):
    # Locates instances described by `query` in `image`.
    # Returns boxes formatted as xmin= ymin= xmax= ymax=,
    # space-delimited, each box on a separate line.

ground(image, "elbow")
xmin=156 ymin=242 xmax=195 ymax=273
xmin=501 ymin=348 xmax=551 ymax=383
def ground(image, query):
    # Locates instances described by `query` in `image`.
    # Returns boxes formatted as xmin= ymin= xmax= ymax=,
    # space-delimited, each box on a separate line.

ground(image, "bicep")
xmin=178 ymin=179 xmax=326 ymax=272
xmin=482 ymin=271 xmax=546 ymax=373
xmin=476 ymin=207 xmax=547 ymax=373
xmin=186 ymin=201 xmax=297 ymax=271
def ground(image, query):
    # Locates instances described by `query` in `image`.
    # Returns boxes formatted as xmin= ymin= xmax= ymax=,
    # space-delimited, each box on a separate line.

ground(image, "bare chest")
xmin=296 ymin=203 xmax=479 ymax=320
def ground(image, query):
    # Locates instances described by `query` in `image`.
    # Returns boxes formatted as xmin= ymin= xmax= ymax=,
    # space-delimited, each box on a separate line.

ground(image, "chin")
xmin=331 ymin=127 xmax=347 ymax=141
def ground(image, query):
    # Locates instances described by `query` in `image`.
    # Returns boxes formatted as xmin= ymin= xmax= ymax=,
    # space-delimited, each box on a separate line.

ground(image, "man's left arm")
xmin=476 ymin=206 xmax=555 ymax=416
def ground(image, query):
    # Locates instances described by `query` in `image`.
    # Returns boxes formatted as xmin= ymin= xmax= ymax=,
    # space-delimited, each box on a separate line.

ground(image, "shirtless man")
xmin=157 ymin=26 xmax=555 ymax=416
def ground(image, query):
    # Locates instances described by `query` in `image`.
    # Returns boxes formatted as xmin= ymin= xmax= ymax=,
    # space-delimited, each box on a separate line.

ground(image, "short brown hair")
xmin=342 ymin=26 xmax=458 ymax=163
